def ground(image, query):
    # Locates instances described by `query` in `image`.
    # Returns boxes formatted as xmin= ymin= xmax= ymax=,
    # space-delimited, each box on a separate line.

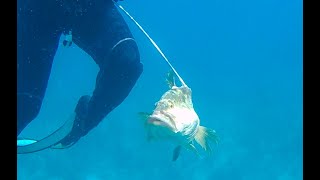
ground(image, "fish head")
xmin=145 ymin=110 xmax=178 ymax=140
xmin=146 ymin=101 xmax=200 ymax=143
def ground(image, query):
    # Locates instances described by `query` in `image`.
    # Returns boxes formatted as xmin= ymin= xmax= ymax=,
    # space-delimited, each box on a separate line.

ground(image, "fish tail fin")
xmin=194 ymin=126 xmax=219 ymax=154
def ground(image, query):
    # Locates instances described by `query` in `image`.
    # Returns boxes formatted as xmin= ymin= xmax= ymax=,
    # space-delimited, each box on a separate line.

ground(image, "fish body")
xmin=147 ymin=86 xmax=199 ymax=143
xmin=140 ymin=71 xmax=218 ymax=161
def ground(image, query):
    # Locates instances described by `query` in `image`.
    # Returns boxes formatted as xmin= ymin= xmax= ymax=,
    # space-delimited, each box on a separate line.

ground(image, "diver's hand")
xmin=54 ymin=95 xmax=91 ymax=148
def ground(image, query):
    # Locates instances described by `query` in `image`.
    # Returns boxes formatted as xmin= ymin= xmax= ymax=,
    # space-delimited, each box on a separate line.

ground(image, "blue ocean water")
xmin=17 ymin=0 xmax=303 ymax=179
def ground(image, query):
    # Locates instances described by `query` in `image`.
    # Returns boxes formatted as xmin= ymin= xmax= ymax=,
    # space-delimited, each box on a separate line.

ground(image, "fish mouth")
xmin=147 ymin=112 xmax=177 ymax=132
xmin=148 ymin=116 xmax=169 ymax=127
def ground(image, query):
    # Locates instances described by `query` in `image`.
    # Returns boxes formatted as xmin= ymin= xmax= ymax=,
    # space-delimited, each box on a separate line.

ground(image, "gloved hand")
xmin=54 ymin=95 xmax=91 ymax=148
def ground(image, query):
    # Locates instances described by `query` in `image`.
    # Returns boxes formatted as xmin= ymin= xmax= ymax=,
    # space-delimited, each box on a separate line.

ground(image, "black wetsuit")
xmin=17 ymin=0 xmax=143 ymax=145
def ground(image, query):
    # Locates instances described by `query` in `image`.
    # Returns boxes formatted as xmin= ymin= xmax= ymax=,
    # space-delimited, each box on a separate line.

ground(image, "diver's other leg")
xmin=63 ymin=2 xmax=143 ymax=140
xmin=17 ymin=2 xmax=62 ymax=136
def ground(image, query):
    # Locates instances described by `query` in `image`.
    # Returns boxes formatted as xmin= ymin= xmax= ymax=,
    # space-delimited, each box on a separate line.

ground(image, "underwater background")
xmin=17 ymin=0 xmax=303 ymax=179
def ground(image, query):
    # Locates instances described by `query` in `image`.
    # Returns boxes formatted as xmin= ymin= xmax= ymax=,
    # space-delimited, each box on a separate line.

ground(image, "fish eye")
xmin=167 ymin=100 xmax=174 ymax=108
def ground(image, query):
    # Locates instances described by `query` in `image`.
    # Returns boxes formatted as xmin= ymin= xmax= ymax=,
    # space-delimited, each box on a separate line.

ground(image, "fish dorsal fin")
xmin=166 ymin=70 xmax=176 ymax=88
xmin=172 ymin=145 xmax=182 ymax=161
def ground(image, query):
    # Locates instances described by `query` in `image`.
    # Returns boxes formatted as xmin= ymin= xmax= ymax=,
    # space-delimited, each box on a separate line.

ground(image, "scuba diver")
xmin=17 ymin=0 xmax=143 ymax=150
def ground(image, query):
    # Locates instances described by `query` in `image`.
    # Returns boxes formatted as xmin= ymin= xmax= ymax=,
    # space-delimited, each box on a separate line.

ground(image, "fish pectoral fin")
xmin=138 ymin=112 xmax=151 ymax=121
xmin=194 ymin=126 xmax=219 ymax=154
xmin=172 ymin=145 xmax=182 ymax=161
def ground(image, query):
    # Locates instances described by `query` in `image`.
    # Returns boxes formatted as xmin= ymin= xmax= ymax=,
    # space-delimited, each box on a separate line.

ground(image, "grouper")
xmin=139 ymin=71 xmax=219 ymax=161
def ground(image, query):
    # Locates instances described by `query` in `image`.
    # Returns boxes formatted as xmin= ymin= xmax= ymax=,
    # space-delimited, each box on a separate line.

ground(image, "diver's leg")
xmin=17 ymin=1 xmax=62 ymax=135
xmin=85 ymin=39 xmax=143 ymax=128
xmin=59 ymin=1 xmax=143 ymax=143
